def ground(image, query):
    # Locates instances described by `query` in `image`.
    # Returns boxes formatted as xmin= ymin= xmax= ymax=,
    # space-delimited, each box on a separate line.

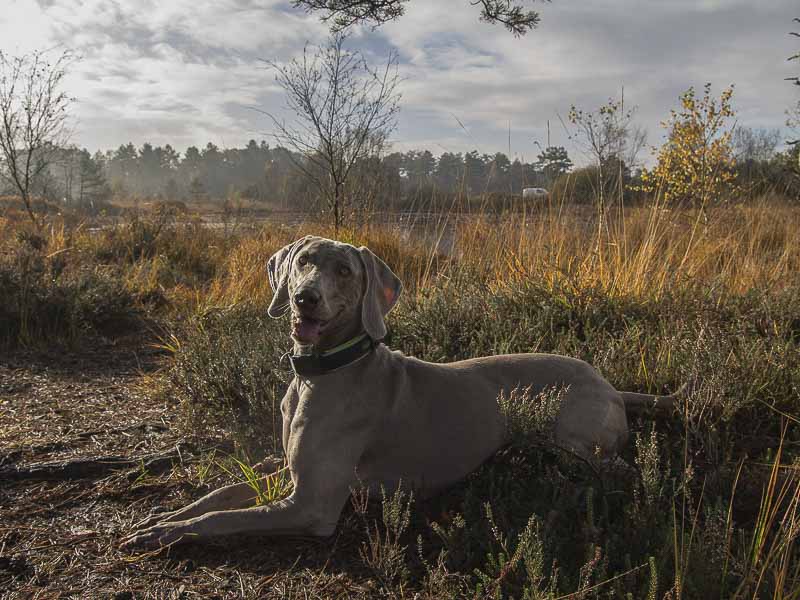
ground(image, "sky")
xmin=1 ymin=0 xmax=798 ymax=165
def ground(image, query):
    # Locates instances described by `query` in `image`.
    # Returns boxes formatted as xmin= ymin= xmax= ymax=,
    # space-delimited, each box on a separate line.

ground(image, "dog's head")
xmin=267 ymin=236 xmax=402 ymax=349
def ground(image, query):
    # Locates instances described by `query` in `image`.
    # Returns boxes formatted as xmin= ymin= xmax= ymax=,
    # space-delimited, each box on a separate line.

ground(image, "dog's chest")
xmin=281 ymin=376 xmax=376 ymax=452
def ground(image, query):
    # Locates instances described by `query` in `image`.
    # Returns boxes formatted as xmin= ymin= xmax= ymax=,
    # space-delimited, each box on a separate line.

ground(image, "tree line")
xmin=21 ymin=141 xmax=579 ymax=212
xmin=10 ymin=130 xmax=797 ymax=216
xmin=27 ymin=126 xmax=797 ymax=215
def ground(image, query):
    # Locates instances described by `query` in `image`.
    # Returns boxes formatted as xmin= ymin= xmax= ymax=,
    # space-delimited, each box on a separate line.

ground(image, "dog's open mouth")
xmin=292 ymin=315 xmax=327 ymax=345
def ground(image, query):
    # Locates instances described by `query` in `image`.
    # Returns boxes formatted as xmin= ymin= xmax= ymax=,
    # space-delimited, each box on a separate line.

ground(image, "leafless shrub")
xmin=0 ymin=50 xmax=74 ymax=228
xmin=262 ymin=32 xmax=400 ymax=232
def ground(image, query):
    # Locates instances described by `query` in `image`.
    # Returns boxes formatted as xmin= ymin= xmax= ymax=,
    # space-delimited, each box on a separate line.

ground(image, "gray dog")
xmin=122 ymin=235 xmax=677 ymax=550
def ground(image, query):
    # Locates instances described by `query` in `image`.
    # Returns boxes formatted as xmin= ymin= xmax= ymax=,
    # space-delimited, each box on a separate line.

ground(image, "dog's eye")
xmin=297 ymin=255 xmax=308 ymax=266
xmin=338 ymin=265 xmax=351 ymax=277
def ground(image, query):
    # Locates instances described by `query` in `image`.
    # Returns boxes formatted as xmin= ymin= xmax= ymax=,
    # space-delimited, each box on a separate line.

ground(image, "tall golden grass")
xmin=186 ymin=196 xmax=800 ymax=313
xmin=454 ymin=198 xmax=800 ymax=297
xmin=3 ymin=193 xmax=797 ymax=314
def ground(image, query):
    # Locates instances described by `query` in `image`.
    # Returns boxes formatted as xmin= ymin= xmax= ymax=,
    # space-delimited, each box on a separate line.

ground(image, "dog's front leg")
xmin=121 ymin=433 xmax=364 ymax=550
xmin=126 ymin=469 xmax=286 ymax=534
xmin=120 ymin=489 xmax=337 ymax=550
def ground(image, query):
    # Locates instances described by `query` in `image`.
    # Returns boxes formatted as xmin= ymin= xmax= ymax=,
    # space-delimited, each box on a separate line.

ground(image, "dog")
xmin=121 ymin=235 xmax=678 ymax=550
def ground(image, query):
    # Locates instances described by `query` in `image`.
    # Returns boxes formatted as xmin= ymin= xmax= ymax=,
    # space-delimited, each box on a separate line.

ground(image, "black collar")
xmin=287 ymin=333 xmax=377 ymax=377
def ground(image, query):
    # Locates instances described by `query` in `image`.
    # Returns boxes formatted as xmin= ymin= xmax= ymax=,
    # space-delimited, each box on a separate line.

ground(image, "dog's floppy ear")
xmin=358 ymin=246 xmax=402 ymax=340
xmin=267 ymin=236 xmax=312 ymax=318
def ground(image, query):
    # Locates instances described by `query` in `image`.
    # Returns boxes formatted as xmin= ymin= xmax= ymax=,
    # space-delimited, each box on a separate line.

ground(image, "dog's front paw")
xmin=120 ymin=520 xmax=194 ymax=551
xmin=130 ymin=509 xmax=177 ymax=534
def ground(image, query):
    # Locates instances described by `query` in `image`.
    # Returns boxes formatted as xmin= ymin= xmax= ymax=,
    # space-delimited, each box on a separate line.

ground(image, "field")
xmin=1 ymin=196 xmax=799 ymax=599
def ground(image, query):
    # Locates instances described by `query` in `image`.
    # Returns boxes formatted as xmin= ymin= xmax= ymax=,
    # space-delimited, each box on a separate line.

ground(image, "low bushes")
xmin=0 ymin=232 xmax=142 ymax=347
xmin=166 ymin=306 xmax=289 ymax=456
xmin=165 ymin=271 xmax=800 ymax=597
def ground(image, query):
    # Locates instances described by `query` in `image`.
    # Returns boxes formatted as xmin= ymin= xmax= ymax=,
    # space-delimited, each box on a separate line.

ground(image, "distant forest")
xmin=27 ymin=141 xmax=576 ymax=211
xmin=17 ymin=132 xmax=797 ymax=213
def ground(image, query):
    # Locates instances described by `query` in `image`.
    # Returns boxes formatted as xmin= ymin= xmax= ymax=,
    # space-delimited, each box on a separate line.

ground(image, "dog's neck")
xmin=289 ymin=332 xmax=376 ymax=377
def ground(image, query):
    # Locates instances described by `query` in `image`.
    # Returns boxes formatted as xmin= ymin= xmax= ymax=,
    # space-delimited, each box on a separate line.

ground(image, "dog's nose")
xmin=294 ymin=289 xmax=320 ymax=308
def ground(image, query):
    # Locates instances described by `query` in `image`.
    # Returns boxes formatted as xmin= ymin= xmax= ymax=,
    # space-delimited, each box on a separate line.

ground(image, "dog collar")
xmin=288 ymin=333 xmax=377 ymax=376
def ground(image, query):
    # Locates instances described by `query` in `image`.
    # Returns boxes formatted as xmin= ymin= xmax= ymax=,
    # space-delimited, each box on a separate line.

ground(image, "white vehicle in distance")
xmin=522 ymin=187 xmax=549 ymax=199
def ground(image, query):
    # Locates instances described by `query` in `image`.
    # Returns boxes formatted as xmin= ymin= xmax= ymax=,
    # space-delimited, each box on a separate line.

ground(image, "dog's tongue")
xmin=294 ymin=318 xmax=321 ymax=344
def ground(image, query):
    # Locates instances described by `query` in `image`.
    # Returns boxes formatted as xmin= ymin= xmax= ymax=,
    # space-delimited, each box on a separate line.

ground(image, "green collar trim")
xmin=320 ymin=333 xmax=370 ymax=356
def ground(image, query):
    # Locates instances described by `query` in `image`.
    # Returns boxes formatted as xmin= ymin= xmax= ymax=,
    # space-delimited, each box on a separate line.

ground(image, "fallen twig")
xmin=0 ymin=445 xmax=189 ymax=482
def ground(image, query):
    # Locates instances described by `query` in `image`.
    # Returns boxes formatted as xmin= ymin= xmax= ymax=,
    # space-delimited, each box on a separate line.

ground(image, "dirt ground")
xmin=0 ymin=341 xmax=383 ymax=599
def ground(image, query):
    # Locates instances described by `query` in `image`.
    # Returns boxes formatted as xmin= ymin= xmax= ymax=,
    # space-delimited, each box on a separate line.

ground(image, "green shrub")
xmin=0 ymin=240 xmax=141 ymax=347
xmin=550 ymin=165 xmax=647 ymax=206
xmin=167 ymin=306 xmax=289 ymax=457
xmin=550 ymin=166 xmax=607 ymax=205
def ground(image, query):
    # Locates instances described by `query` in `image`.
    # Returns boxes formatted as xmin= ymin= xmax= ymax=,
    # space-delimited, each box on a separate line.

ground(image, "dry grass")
xmin=5 ymin=193 xmax=795 ymax=316
xmin=452 ymin=198 xmax=800 ymax=298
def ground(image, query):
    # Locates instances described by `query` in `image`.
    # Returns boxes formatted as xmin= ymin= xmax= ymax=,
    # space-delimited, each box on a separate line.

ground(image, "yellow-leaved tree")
xmin=639 ymin=83 xmax=738 ymax=206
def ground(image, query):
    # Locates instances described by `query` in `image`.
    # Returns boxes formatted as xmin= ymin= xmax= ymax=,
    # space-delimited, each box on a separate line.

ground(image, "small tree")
xmin=345 ymin=133 xmax=394 ymax=220
xmin=76 ymin=149 xmax=111 ymax=210
xmin=188 ymin=176 xmax=207 ymax=204
xmin=639 ymin=84 xmax=737 ymax=206
xmin=163 ymin=178 xmax=181 ymax=201
xmin=788 ymin=102 xmax=800 ymax=144
xmin=732 ymin=127 xmax=781 ymax=164
xmin=265 ymin=32 xmax=400 ymax=231
xmin=567 ymin=93 xmax=643 ymax=212
xmin=0 ymin=50 xmax=73 ymax=227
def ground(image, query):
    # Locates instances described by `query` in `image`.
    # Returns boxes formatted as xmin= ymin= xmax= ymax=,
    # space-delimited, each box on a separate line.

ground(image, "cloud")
xmin=1 ymin=0 xmax=796 ymax=164
xmin=379 ymin=0 xmax=798 ymax=161
xmin=0 ymin=0 xmax=56 ymax=53
xmin=0 ymin=0 xmax=325 ymax=152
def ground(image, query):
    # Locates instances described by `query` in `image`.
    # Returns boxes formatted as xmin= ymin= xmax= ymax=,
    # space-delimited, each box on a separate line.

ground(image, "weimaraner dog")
xmin=122 ymin=235 xmax=677 ymax=549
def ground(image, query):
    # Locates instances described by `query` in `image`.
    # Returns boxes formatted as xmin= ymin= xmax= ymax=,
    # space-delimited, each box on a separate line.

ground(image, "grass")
xmin=1 ymin=194 xmax=799 ymax=597
xmin=215 ymin=453 xmax=293 ymax=506
xmin=0 ymin=223 xmax=144 ymax=347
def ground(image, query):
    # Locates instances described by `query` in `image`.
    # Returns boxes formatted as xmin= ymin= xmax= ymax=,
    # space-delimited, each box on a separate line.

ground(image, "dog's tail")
xmin=621 ymin=383 xmax=688 ymax=415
